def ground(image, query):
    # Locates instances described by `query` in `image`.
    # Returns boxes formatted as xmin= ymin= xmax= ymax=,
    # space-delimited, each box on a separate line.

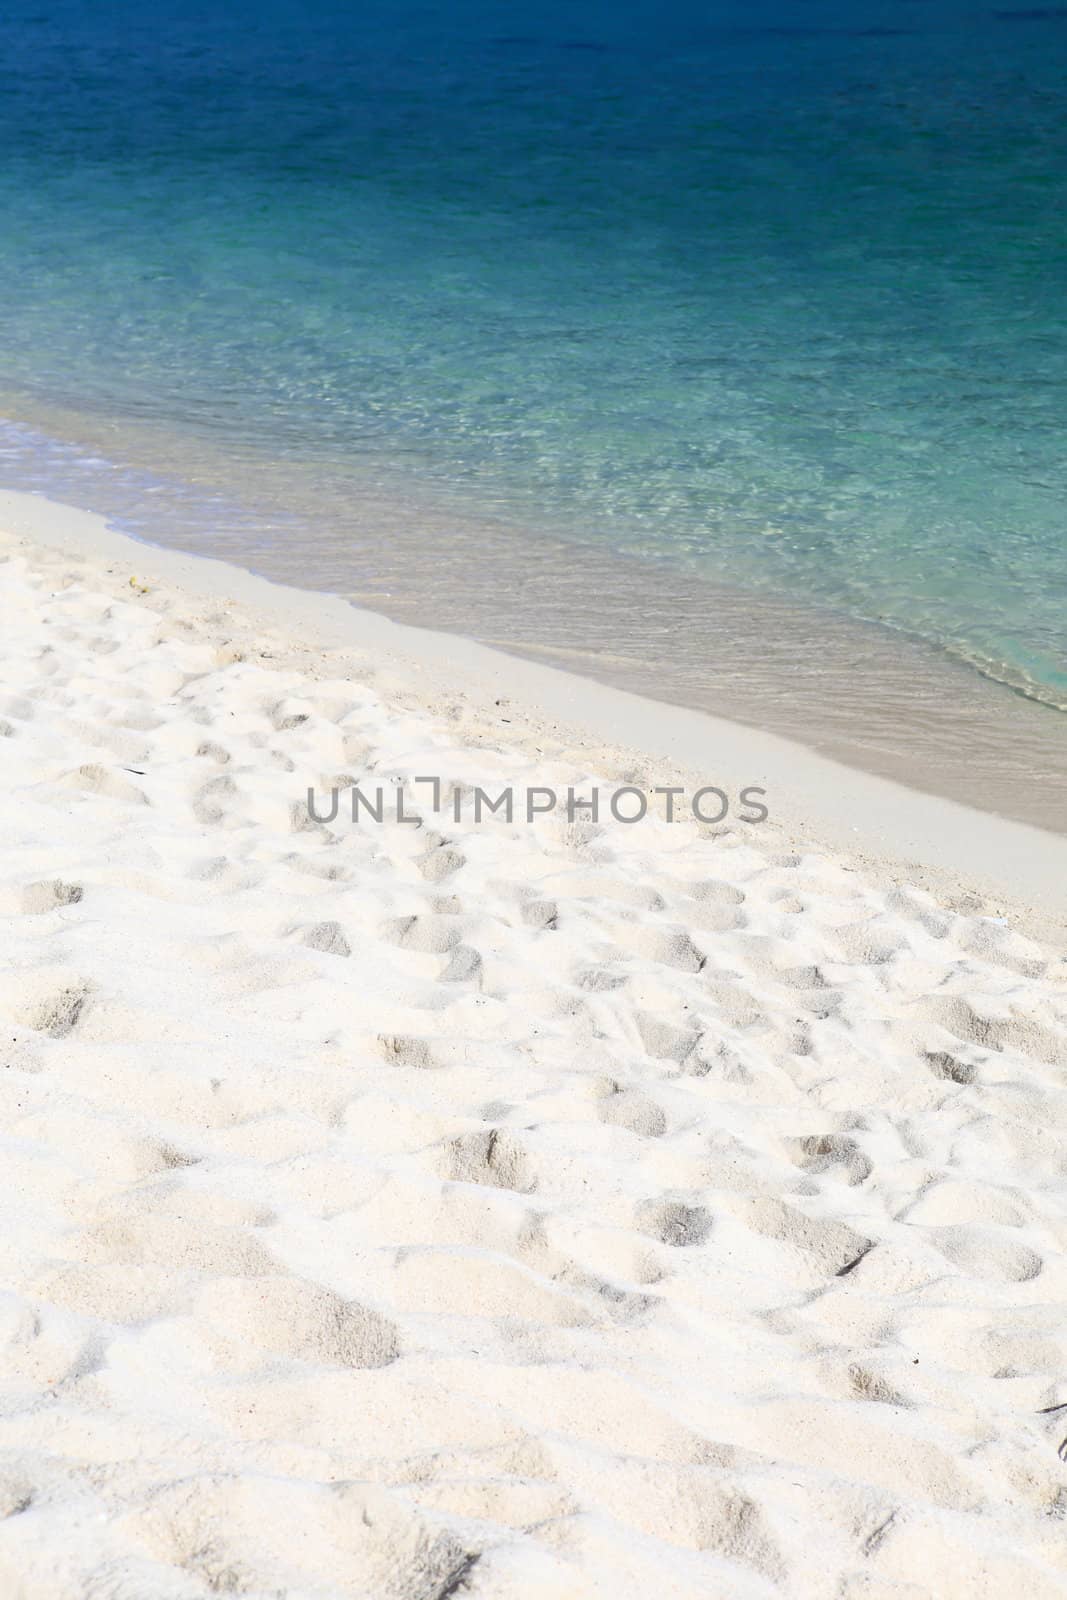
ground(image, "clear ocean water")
xmin=1 ymin=0 xmax=1065 ymax=793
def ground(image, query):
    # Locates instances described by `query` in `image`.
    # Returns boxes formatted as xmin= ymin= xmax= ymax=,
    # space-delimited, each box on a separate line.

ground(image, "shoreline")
xmin=2 ymin=486 xmax=1065 ymax=939
xmin=0 ymin=399 xmax=1065 ymax=839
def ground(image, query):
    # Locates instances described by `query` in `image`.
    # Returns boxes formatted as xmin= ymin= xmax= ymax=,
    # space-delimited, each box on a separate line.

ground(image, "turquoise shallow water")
xmin=1 ymin=0 xmax=1066 ymax=711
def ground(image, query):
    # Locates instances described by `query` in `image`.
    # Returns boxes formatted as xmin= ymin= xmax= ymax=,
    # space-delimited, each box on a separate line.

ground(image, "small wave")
xmin=940 ymin=647 xmax=1067 ymax=716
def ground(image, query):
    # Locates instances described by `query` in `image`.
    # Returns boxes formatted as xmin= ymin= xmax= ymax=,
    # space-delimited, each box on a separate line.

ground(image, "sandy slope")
xmin=1 ymin=525 xmax=1066 ymax=1599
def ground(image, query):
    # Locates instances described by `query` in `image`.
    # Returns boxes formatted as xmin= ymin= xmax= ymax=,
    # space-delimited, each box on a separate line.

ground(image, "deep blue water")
xmin=1 ymin=0 xmax=1066 ymax=707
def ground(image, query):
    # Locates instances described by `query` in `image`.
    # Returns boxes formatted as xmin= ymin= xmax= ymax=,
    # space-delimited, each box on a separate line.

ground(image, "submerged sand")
xmin=1 ymin=509 xmax=1066 ymax=1598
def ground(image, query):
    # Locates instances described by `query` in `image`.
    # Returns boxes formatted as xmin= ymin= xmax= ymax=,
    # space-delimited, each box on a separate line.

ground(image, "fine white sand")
xmin=1 ymin=499 xmax=1066 ymax=1599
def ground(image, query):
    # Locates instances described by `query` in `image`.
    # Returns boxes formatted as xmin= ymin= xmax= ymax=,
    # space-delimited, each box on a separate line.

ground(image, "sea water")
xmin=0 ymin=0 xmax=1065 ymax=815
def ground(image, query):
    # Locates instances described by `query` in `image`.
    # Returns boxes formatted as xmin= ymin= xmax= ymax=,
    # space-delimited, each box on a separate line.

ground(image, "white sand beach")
xmin=1 ymin=494 xmax=1066 ymax=1599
